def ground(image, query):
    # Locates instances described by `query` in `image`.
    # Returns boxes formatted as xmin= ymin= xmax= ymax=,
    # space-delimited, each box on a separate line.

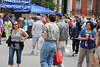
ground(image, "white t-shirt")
xmin=40 ymin=17 xmax=46 ymax=22
xmin=28 ymin=19 xmax=34 ymax=26
xmin=72 ymin=22 xmax=76 ymax=28
xmin=32 ymin=21 xmax=44 ymax=37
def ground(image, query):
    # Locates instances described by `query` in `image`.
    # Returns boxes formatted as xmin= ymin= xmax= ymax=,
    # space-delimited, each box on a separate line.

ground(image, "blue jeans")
xmin=28 ymin=26 xmax=32 ymax=38
xmin=1 ymin=27 xmax=3 ymax=34
xmin=40 ymin=41 xmax=56 ymax=67
xmin=8 ymin=47 xmax=22 ymax=65
xmin=0 ymin=27 xmax=3 ymax=43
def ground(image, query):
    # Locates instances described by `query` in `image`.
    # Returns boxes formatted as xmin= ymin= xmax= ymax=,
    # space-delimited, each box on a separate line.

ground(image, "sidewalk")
xmin=0 ymin=38 xmax=86 ymax=67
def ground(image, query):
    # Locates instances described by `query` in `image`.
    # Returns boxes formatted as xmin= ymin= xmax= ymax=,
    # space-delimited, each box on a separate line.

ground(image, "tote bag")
xmin=53 ymin=50 xmax=62 ymax=65
xmin=89 ymin=53 xmax=99 ymax=67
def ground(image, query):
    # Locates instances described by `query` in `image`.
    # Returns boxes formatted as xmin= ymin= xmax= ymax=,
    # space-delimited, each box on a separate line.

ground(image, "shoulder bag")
xmin=6 ymin=29 xmax=12 ymax=46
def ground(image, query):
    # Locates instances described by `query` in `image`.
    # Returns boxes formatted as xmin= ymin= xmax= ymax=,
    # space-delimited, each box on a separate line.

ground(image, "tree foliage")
xmin=31 ymin=0 xmax=62 ymax=11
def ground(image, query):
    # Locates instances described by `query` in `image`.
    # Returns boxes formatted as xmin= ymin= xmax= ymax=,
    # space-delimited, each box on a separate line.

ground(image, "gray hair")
xmin=36 ymin=16 xmax=41 ymax=20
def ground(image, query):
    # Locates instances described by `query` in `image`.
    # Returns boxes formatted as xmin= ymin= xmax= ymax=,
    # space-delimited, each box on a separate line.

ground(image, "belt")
xmin=45 ymin=40 xmax=56 ymax=42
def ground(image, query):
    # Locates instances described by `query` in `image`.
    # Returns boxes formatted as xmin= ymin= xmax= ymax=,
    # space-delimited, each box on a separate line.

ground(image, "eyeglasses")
xmin=13 ymin=24 xmax=18 ymax=25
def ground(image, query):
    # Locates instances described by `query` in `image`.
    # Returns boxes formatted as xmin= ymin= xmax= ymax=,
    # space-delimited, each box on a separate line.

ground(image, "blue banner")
xmin=0 ymin=0 xmax=31 ymax=10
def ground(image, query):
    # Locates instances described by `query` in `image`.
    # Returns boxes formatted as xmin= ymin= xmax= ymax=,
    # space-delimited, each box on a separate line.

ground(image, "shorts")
xmin=33 ymin=36 xmax=40 ymax=45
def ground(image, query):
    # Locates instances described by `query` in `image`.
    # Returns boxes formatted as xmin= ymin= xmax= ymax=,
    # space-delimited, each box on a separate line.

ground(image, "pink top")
xmin=68 ymin=20 xmax=73 ymax=27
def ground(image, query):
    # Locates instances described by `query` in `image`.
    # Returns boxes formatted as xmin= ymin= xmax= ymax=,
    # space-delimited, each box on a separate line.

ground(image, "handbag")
xmin=53 ymin=50 xmax=62 ymax=65
xmin=6 ymin=36 xmax=12 ymax=44
xmin=6 ymin=29 xmax=12 ymax=46
xmin=89 ymin=53 xmax=99 ymax=67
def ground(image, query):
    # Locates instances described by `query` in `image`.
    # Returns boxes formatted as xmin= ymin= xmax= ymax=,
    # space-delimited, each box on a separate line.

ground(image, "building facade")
xmin=0 ymin=0 xmax=99 ymax=17
xmin=96 ymin=0 xmax=100 ymax=16
xmin=72 ymin=0 xmax=96 ymax=16
xmin=54 ymin=0 xmax=72 ymax=15
xmin=54 ymin=0 xmax=99 ymax=17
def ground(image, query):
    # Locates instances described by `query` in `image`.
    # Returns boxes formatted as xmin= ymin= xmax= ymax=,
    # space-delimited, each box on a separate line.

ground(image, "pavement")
xmin=0 ymin=37 xmax=87 ymax=67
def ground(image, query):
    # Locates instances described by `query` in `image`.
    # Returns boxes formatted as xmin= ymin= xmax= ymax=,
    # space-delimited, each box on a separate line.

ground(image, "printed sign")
xmin=0 ymin=0 xmax=31 ymax=10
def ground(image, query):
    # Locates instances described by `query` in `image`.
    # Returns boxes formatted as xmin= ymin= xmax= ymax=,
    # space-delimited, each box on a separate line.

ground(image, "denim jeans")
xmin=28 ymin=26 xmax=32 ymax=38
xmin=1 ymin=27 xmax=3 ymax=34
xmin=8 ymin=46 xmax=22 ymax=65
xmin=0 ymin=27 xmax=3 ymax=43
xmin=40 ymin=41 xmax=56 ymax=67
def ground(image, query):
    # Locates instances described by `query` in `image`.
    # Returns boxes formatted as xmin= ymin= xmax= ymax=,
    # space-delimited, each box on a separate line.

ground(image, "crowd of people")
xmin=0 ymin=12 xmax=100 ymax=67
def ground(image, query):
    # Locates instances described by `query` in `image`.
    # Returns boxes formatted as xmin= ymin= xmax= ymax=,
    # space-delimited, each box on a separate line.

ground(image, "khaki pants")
xmin=56 ymin=41 xmax=66 ymax=67
xmin=77 ymin=47 xmax=93 ymax=67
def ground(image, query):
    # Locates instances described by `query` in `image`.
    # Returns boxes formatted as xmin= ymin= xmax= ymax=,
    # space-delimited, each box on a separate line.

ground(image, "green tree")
xmin=31 ymin=0 xmax=63 ymax=11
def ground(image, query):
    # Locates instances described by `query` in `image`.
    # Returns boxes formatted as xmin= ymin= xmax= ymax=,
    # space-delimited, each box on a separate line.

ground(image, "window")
xmin=75 ymin=0 xmax=81 ymax=13
xmin=87 ymin=0 xmax=93 ymax=14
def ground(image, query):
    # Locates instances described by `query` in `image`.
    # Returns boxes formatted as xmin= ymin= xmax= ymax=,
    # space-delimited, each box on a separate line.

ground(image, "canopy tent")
xmin=31 ymin=4 xmax=55 ymax=14
xmin=12 ymin=10 xmax=30 ymax=13
xmin=12 ymin=4 xmax=55 ymax=14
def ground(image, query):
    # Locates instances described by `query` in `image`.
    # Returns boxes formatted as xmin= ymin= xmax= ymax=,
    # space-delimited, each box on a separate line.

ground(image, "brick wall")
xmin=92 ymin=0 xmax=96 ymax=15
xmin=57 ymin=0 xmax=59 ymax=4
xmin=72 ymin=0 xmax=76 ymax=15
xmin=81 ymin=0 xmax=88 ymax=15
xmin=72 ymin=0 xmax=97 ymax=16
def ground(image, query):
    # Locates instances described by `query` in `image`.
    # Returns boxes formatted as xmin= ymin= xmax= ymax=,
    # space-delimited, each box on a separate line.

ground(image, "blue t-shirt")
xmin=24 ymin=20 xmax=28 ymax=26
xmin=3 ymin=17 xmax=8 ymax=21
xmin=79 ymin=29 xmax=96 ymax=49
xmin=76 ymin=18 xmax=79 ymax=22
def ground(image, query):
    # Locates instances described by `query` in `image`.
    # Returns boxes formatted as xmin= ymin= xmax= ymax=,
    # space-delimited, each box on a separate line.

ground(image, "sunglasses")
xmin=13 ymin=24 xmax=18 ymax=25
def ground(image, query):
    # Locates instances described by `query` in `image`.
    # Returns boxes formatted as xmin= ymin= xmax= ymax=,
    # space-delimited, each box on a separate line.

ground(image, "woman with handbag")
xmin=8 ymin=21 xmax=28 ymax=67
xmin=77 ymin=21 xmax=96 ymax=67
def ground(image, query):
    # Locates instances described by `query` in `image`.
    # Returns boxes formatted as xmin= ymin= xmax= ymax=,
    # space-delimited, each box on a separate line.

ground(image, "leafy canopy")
xmin=31 ymin=0 xmax=62 ymax=11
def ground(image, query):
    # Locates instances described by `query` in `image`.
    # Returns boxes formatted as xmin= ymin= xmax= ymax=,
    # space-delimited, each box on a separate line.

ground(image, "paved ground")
xmin=0 ymin=38 xmax=87 ymax=67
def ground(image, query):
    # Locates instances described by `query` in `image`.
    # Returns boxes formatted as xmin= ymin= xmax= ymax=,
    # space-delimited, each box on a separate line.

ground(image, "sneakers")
xmin=36 ymin=52 xmax=39 ymax=56
xmin=30 ymin=51 xmax=35 ymax=55
xmin=31 ymin=51 xmax=40 ymax=56
xmin=72 ymin=51 xmax=76 ymax=56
